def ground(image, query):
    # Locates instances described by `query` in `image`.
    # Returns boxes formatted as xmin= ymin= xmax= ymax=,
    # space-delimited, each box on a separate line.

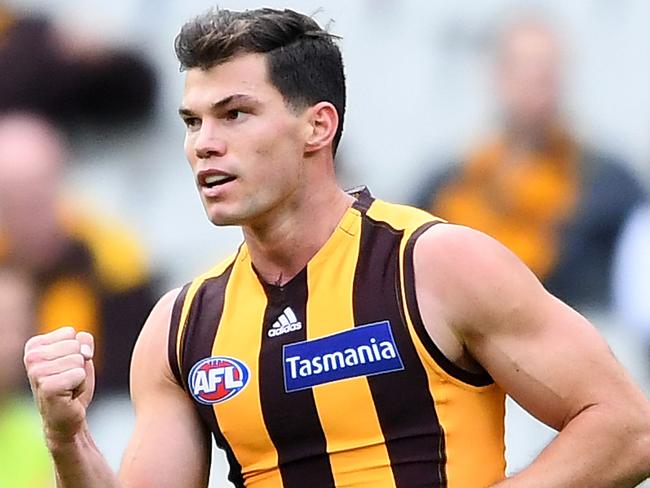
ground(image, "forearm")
xmin=48 ymin=424 xmax=122 ymax=488
xmin=492 ymin=405 xmax=650 ymax=488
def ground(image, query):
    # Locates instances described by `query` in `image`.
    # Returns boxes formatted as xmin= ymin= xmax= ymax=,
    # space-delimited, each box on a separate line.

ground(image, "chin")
xmin=207 ymin=212 xmax=241 ymax=227
xmin=205 ymin=205 xmax=254 ymax=227
xmin=203 ymin=197 xmax=275 ymax=228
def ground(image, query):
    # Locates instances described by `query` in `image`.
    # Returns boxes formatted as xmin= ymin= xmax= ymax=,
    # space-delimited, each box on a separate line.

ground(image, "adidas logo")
xmin=268 ymin=307 xmax=302 ymax=338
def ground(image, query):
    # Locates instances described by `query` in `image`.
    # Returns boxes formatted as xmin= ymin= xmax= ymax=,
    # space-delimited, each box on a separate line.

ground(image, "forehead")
xmin=0 ymin=117 xmax=64 ymax=186
xmin=501 ymin=26 xmax=559 ymax=67
xmin=181 ymin=53 xmax=281 ymax=108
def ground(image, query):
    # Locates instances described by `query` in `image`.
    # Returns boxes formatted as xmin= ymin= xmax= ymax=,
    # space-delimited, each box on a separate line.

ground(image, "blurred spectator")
xmin=414 ymin=18 xmax=645 ymax=309
xmin=612 ymin=203 xmax=650 ymax=338
xmin=0 ymin=266 xmax=54 ymax=487
xmin=0 ymin=112 xmax=158 ymax=394
xmin=0 ymin=4 xmax=156 ymax=127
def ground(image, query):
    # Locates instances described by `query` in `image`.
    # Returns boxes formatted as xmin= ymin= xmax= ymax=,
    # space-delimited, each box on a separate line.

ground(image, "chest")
xmin=181 ymin=259 xmax=422 ymax=463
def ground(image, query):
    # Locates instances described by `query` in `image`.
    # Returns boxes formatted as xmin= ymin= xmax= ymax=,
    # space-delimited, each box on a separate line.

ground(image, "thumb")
xmin=74 ymin=331 xmax=95 ymax=401
xmin=76 ymin=331 xmax=94 ymax=360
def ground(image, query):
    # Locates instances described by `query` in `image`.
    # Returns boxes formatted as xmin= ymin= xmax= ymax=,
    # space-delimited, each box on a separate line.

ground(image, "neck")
xmin=8 ymin=228 xmax=68 ymax=273
xmin=504 ymin=118 xmax=562 ymax=152
xmin=243 ymin=180 xmax=354 ymax=286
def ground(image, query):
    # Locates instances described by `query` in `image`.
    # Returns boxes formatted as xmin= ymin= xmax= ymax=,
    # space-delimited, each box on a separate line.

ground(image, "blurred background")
xmin=1 ymin=0 xmax=649 ymax=486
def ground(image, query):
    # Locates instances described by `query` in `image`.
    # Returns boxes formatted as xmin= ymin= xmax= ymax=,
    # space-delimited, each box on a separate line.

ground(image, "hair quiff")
xmin=174 ymin=8 xmax=346 ymax=154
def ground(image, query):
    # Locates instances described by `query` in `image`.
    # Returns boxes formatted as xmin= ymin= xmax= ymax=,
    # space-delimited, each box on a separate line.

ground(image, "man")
xmin=414 ymin=18 xmax=645 ymax=309
xmin=24 ymin=8 xmax=650 ymax=488
xmin=0 ymin=112 xmax=157 ymax=393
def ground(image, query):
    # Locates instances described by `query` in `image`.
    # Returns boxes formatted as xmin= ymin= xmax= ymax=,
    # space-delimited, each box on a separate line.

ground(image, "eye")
xmin=183 ymin=117 xmax=201 ymax=131
xmin=225 ymin=109 xmax=242 ymax=121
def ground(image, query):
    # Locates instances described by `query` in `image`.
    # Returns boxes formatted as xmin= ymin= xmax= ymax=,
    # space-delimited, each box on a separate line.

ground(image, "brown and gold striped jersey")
xmin=168 ymin=187 xmax=506 ymax=487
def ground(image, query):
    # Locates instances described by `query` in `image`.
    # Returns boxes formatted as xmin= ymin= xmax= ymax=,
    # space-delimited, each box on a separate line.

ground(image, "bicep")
xmin=119 ymin=384 xmax=211 ymax=488
xmin=417 ymin=225 xmax=647 ymax=430
xmin=118 ymin=290 xmax=211 ymax=488
xmin=468 ymin=291 xmax=629 ymax=429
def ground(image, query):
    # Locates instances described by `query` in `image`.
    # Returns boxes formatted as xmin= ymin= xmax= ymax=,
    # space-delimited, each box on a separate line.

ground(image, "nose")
xmin=194 ymin=120 xmax=227 ymax=159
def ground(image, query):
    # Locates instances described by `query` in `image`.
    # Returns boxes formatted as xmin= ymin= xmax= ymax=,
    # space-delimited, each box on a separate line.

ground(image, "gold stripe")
xmin=307 ymin=207 xmax=396 ymax=488
xmin=389 ymin=213 xmax=507 ymax=486
xmin=366 ymin=199 xmax=444 ymax=231
xmin=175 ymin=253 xmax=237 ymax=380
xmin=366 ymin=198 xmax=506 ymax=486
xmin=211 ymin=254 xmax=282 ymax=487
xmin=396 ymin=229 xmax=506 ymax=486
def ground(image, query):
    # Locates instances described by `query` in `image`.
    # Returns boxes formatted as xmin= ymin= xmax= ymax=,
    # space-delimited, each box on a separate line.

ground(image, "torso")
xmin=169 ymin=188 xmax=506 ymax=487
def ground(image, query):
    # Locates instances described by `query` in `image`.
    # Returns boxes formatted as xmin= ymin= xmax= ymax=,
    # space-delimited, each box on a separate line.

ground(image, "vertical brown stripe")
xmin=403 ymin=222 xmax=493 ymax=387
xmin=168 ymin=283 xmax=190 ymax=387
xmin=258 ymin=269 xmax=335 ymax=488
xmin=353 ymin=216 xmax=447 ymax=487
xmin=350 ymin=185 xmax=373 ymax=213
xmin=179 ymin=264 xmax=246 ymax=488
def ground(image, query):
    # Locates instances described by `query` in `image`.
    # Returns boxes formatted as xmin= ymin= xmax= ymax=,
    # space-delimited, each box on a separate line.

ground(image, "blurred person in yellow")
xmin=414 ymin=17 xmax=646 ymax=309
xmin=0 ymin=266 xmax=54 ymax=487
xmin=0 ymin=112 xmax=157 ymax=394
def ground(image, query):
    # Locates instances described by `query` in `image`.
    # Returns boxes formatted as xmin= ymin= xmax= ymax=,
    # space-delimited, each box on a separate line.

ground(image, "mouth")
xmin=203 ymin=174 xmax=236 ymax=188
xmin=198 ymin=170 xmax=237 ymax=190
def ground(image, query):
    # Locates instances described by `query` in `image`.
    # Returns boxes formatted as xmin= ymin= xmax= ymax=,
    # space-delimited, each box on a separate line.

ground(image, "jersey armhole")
xmin=402 ymin=221 xmax=494 ymax=387
xmin=167 ymin=283 xmax=191 ymax=388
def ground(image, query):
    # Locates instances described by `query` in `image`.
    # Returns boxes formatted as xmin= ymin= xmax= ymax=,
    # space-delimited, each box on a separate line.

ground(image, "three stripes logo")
xmin=268 ymin=307 xmax=302 ymax=338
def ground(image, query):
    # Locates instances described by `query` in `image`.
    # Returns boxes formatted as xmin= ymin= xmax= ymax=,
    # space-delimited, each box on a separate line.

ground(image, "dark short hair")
xmin=175 ymin=8 xmax=346 ymax=154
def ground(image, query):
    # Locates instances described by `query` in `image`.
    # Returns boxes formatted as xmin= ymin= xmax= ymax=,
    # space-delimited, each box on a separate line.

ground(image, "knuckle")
xmin=55 ymin=326 xmax=76 ymax=337
xmin=28 ymin=363 xmax=44 ymax=380
xmin=23 ymin=349 xmax=42 ymax=367
xmin=24 ymin=334 xmax=45 ymax=352
xmin=34 ymin=374 xmax=49 ymax=393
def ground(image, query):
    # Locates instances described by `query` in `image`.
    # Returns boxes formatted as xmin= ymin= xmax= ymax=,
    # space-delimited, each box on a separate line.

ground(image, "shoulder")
xmin=412 ymin=224 xmax=544 ymax=336
xmin=413 ymin=223 xmax=525 ymax=281
xmin=151 ymin=288 xmax=183 ymax=318
xmin=581 ymin=149 xmax=646 ymax=198
xmin=364 ymin=196 xmax=444 ymax=233
xmin=131 ymin=288 xmax=183 ymax=378
xmin=135 ymin=288 xmax=183 ymax=345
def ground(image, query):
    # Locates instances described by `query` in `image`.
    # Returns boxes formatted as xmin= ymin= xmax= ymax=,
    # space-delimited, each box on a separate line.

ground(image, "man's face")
xmin=497 ymin=25 xmax=562 ymax=132
xmin=0 ymin=116 xmax=64 ymax=267
xmin=180 ymin=53 xmax=310 ymax=227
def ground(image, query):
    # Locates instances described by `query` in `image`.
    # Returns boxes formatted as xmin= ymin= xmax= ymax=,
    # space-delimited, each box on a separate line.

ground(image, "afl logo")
xmin=188 ymin=356 xmax=250 ymax=405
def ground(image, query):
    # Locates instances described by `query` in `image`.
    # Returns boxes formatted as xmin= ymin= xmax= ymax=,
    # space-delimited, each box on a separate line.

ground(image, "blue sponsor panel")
xmin=283 ymin=320 xmax=404 ymax=392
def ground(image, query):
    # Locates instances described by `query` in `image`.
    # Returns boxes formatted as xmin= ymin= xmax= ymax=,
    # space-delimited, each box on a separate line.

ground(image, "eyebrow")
xmin=178 ymin=94 xmax=260 ymax=117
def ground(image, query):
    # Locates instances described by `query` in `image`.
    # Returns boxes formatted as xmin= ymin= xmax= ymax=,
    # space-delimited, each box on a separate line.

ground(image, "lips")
xmin=197 ymin=169 xmax=237 ymax=197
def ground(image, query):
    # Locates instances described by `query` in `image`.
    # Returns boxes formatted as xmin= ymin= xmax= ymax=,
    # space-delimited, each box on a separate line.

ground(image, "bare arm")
xmin=118 ymin=289 xmax=211 ymax=487
xmin=24 ymin=289 xmax=211 ymax=488
xmin=415 ymin=224 xmax=650 ymax=487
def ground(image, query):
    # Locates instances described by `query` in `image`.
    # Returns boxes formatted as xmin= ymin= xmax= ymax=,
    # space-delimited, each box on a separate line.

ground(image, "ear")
xmin=304 ymin=101 xmax=339 ymax=154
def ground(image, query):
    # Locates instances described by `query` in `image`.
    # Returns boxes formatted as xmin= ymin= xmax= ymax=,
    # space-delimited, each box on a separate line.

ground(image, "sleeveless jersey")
xmin=168 ymin=188 xmax=506 ymax=488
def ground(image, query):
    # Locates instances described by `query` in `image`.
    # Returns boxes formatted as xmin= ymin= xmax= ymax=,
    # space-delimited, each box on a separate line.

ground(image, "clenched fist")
xmin=23 ymin=326 xmax=95 ymax=445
